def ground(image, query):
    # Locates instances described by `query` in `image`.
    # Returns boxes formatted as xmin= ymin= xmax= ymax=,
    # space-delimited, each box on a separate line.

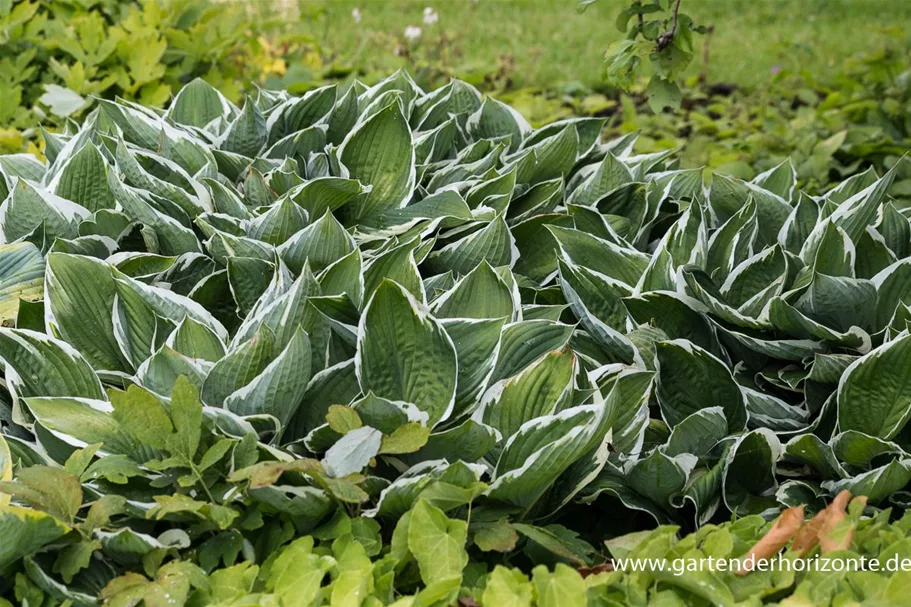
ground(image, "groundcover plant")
xmin=2 ymin=71 xmax=911 ymax=606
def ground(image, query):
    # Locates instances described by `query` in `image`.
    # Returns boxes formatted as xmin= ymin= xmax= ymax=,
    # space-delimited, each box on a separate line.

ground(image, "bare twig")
xmin=656 ymin=0 xmax=682 ymax=51
xmin=699 ymin=24 xmax=715 ymax=85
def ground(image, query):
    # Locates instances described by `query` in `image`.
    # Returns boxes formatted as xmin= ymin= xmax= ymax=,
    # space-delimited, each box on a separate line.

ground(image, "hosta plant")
xmin=0 ymin=70 xmax=910 ymax=605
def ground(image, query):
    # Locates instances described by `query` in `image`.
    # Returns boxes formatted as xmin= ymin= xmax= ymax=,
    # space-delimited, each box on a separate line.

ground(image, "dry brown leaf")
xmin=820 ymin=492 xmax=866 ymax=553
xmin=818 ymin=490 xmax=852 ymax=553
xmin=792 ymin=508 xmax=827 ymax=557
xmin=736 ymin=505 xmax=805 ymax=576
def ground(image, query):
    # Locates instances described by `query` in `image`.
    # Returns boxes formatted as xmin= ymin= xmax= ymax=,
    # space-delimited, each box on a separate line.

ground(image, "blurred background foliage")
xmin=1 ymin=0 xmax=910 ymax=196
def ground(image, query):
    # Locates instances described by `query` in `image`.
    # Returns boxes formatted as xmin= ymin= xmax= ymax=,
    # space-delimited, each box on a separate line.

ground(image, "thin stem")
xmin=656 ymin=0 xmax=683 ymax=51
xmin=192 ymin=463 xmax=216 ymax=503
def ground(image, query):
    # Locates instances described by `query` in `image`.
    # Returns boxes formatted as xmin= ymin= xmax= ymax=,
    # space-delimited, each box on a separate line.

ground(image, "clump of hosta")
xmin=0 ymin=71 xmax=910 ymax=605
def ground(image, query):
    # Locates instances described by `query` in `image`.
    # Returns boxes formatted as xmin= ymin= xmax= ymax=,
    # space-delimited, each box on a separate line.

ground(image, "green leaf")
xmin=407 ymin=499 xmax=468 ymax=586
xmin=167 ymin=376 xmax=203 ymax=463
xmin=339 ymin=102 xmax=415 ymax=222
xmin=480 ymin=347 xmax=575 ymax=440
xmin=646 ymin=76 xmax=682 ymax=112
xmin=279 ymin=210 xmax=354 ymax=274
xmin=532 ymin=563 xmax=587 ymax=607
xmin=326 ymin=405 xmax=363 ymax=434
xmin=655 ymin=339 xmax=747 ymax=432
xmin=45 ymin=253 xmax=130 ymax=372
xmin=0 ymin=506 xmax=70 ymax=570
xmin=838 ymin=332 xmax=911 ymax=440
xmin=0 ymin=466 xmax=82 ymax=524
xmin=110 ymin=384 xmax=174 ymax=452
xmin=379 ymin=423 xmax=430 ymax=455
xmin=0 ymin=328 xmax=105 ymax=399
xmin=431 ymin=261 xmax=516 ymax=320
xmin=0 ymin=243 xmax=43 ymax=325
xmin=482 ymin=566 xmax=533 ymax=607
xmin=357 ymin=280 xmax=457 ymax=427
xmin=51 ymin=142 xmax=116 ymax=212
xmin=223 ymin=327 xmax=312 ymax=426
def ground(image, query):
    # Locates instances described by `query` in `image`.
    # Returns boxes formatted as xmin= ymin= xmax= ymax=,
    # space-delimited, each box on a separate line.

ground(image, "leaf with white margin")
xmin=108 ymin=175 xmax=202 ymax=256
xmin=661 ymin=406 xmax=727 ymax=459
xmin=432 ymin=261 xmax=516 ymax=321
xmin=778 ymin=192 xmax=820 ymax=254
xmin=134 ymin=346 xmax=212 ymax=397
xmin=113 ymin=270 xmax=228 ymax=342
xmin=230 ymin=265 xmax=322 ymax=351
xmin=722 ymin=428 xmax=781 ymax=516
xmin=476 ymin=347 xmax=575 ymax=440
xmin=97 ymin=99 xmax=162 ymax=150
xmin=810 ymin=220 xmax=855 ymax=277
xmin=401 ymin=419 xmax=498 ymax=465
xmin=442 ymin=317 xmax=505 ymax=418
xmin=220 ymin=96 xmax=267 ymax=157
xmin=753 ymin=159 xmax=797 ymax=202
xmin=48 ymin=142 xmax=116 ymax=212
xmin=705 ymin=198 xmax=757 ymax=279
xmin=680 ymin=266 xmax=773 ymax=331
xmin=838 ymin=332 xmax=911 ymax=440
xmin=568 ymin=153 xmax=634 ymax=207
xmin=558 ymin=258 xmax=638 ymax=365
xmin=830 ymin=430 xmax=906 ymax=470
xmin=655 ymin=339 xmax=747 ymax=432
xmin=873 ymin=258 xmax=911 ymax=331
xmin=114 ymin=139 xmax=212 ymax=217
xmin=24 ymin=397 xmax=155 ymax=462
xmin=202 ymin=326 xmax=275 ymax=408
xmin=627 ymin=450 xmax=697 ymax=511
xmin=541 ymin=366 xmax=653 ymax=516
xmin=822 ymin=458 xmax=911 ymax=505
xmin=168 ymin=78 xmax=237 ymax=127
xmin=423 ymin=215 xmax=518 ymax=276
xmin=246 ymin=196 xmax=308 ymax=247
xmin=45 ymin=253 xmax=132 ymax=372
xmin=624 ymin=291 xmax=718 ymax=353
xmin=0 ymin=242 xmax=44 ymax=323
xmin=0 ymin=328 xmax=105 ymax=401
xmin=223 ymin=328 xmax=311 ymax=427
xmin=743 ymin=387 xmax=810 ymax=434
xmin=713 ymin=321 xmax=826 ymax=363
xmin=782 ymin=433 xmax=846 ymax=480
xmin=366 ymin=460 xmax=485 ymax=519
xmin=792 ymin=273 xmax=876 ymax=333
xmin=466 ymin=97 xmax=532 ymax=152
xmin=339 ymin=102 xmax=415 ymax=222
xmin=765 ymin=296 xmax=871 ymax=351
xmin=548 ymin=225 xmax=649 ymax=288
xmin=0 ymin=179 xmax=89 ymax=244
xmin=720 ymin=244 xmax=788 ymax=309
xmin=800 ymin=163 xmax=898 ymax=263
xmin=488 ymin=320 xmax=574 ymax=385
xmin=278 ymin=210 xmax=355 ymax=274
xmin=594 ymin=365 xmax=654 ymax=456
xmin=351 ymin=392 xmax=429 ymax=434
xmin=357 ymin=280 xmax=457 ymax=428
xmin=709 ymin=174 xmax=791 ymax=245
xmin=363 ymin=237 xmax=425 ymax=303
xmin=487 ymin=405 xmax=601 ymax=510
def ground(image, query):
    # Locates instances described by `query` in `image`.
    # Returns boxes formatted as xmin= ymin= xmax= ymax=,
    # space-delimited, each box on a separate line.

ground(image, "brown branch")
xmin=656 ymin=0 xmax=682 ymax=51
xmin=699 ymin=25 xmax=714 ymax=86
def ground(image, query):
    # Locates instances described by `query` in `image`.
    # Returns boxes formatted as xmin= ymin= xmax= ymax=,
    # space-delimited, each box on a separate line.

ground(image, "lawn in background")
xmin=288 ymin=0 xmax=911 ymax=90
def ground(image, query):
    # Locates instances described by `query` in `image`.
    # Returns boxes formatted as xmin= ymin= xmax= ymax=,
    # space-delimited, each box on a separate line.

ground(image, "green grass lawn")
xmin=289 ymin=0 xmax=910 ymax=91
